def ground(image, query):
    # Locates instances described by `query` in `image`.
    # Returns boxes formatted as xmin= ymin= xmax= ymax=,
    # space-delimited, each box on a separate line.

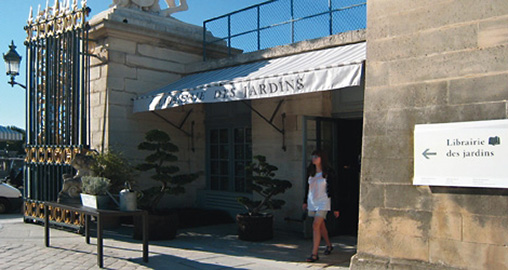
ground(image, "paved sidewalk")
xmin=0 ymin=213 xmax=355 ymax=269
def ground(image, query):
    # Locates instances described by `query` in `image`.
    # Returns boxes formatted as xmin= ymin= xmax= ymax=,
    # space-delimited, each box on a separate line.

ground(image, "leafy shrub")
xmin=237 ymin=155 xmax=292 ymax=215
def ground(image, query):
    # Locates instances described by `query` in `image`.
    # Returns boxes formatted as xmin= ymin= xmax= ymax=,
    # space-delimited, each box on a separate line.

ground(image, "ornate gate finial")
xmin=28 ymin=6 xmax=33 ymax=24
xmin=27 ymin=0 xmax=90 ymax=41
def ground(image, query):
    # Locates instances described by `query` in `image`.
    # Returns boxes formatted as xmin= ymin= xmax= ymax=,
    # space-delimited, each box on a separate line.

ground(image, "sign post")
xmin=414 ymin=119 xmax=508 ymax=188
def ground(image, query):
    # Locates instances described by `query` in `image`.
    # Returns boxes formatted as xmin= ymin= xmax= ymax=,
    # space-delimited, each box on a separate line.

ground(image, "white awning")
xmin=133 ymin=42 xmax=366 ymax=113
xmin=0 ymin=126 xmax=23 ymax=141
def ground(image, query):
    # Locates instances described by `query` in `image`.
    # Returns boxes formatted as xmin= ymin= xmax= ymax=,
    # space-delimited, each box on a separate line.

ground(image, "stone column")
xmin=353 ymin=1 xmax=508 ymax=269
xmin=87 ymin=6 xmax=230 ymax=207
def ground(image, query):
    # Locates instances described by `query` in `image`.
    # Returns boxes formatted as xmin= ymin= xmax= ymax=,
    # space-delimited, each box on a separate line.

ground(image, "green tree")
xmin=136 ymin=129 xmax=199 ymax=212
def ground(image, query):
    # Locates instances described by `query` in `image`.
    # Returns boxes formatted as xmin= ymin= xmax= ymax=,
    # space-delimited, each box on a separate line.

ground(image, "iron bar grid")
xmin=24 ymin=4 xmax=91 ymax=202
xmin=203 ymin=0 xmax=366 ymax=60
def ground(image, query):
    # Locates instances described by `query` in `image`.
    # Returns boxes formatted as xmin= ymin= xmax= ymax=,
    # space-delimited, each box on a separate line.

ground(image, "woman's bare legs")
xmin=320 ymin=220 xmax=332 ymax=248
xmin=312 ymin=217 xmax=325 ymax=256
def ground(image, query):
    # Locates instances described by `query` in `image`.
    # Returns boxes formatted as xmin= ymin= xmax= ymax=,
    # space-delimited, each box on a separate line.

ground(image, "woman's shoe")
xmin=324 ymin=245 xmax=334 ymax=255
xmin=306 ymin=254 xmax=319 ymax=262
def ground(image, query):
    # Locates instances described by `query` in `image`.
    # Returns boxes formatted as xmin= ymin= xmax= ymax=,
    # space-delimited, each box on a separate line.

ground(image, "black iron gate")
xmin=23 ymin=1 xmax=91 ymax=226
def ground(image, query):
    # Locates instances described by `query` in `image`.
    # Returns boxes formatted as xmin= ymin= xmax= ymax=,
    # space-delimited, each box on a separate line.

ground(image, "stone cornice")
xmin=88 ymin=7 xmax=236 ymax=59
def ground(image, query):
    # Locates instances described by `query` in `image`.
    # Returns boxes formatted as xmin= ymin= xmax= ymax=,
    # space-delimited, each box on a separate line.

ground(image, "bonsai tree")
xmin=136 ymin=129 xmax=199 ymax=212
xmin=90 ymin=150 xmax=135 ymax=194
xmin=238 ymin=155 xmax=292 ymax=215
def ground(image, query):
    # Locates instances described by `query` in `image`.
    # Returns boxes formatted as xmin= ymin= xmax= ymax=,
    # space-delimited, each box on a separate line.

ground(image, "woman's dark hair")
xmin=307 ymin=149 xmax=332 ymax=178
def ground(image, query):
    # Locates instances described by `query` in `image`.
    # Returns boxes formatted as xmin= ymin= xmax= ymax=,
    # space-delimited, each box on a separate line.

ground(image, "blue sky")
xmin=0 ymin=0 xmax=266 ymax=129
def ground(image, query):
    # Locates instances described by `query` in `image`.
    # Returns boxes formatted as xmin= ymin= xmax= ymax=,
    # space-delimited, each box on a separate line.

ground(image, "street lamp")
xmin=3 ymin=40 xmax=26 ymax=89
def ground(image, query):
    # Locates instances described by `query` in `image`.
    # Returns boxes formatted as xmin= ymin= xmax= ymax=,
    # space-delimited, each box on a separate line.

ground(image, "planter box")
xmin=236 ymin=213 xmax=273 ymax=241
xmin=80 ymin=193 xmax=110 ymax=209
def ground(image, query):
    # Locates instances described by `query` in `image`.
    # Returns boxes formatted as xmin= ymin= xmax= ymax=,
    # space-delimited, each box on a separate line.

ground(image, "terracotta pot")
xmin=236 ymin=213 xmax=273 ymax=241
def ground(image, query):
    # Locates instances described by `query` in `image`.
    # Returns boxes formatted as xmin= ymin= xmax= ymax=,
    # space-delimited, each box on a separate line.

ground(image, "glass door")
xmin=303 ymin=117 xmax=338 ymax=174
xmin=303 ymin=116 xmax=362 ymax=236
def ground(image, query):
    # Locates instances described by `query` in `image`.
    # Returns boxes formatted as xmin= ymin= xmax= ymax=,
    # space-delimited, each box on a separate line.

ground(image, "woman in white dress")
xmin=302 ymin=149 xmax=340 ymax=262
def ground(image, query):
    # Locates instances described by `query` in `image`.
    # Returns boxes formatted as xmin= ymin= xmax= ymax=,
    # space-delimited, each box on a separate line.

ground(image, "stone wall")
xmin=353 ymin=1 xmax=508 ymax=269
xmin=250 ymin=92 xmax=331 ymax=230
xmin=87 ymin=7 xmax=230 ymax=207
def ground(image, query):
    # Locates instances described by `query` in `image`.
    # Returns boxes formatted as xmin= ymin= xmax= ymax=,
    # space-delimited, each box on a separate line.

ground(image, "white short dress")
xmin=307 ymin=172 xmax=331 ymax=211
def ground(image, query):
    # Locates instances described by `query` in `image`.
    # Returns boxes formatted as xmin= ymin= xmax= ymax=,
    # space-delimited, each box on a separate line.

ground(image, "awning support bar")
xmin=270 ymin=99 xmax=284 ymax=123
xmin=151 ymin=110 xmax=195 ymax=152
xmin=242 ymin=100 xmax=286 ymax=151
xmin=179 ymin=109 xmax=193 ymax=129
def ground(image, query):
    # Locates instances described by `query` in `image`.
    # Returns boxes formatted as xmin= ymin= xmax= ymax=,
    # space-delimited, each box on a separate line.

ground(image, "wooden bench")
xmin=43 ymin=202 xmax=148 ymax=268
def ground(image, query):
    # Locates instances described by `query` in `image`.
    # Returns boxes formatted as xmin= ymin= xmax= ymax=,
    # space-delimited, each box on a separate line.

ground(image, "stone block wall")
xmin=353 ymin=1 xmax=508 ymax=269
xmin=87 ymin=7 xmax=230 ymax=207
xmin=251 ymin=92 xmax=334 ymax=230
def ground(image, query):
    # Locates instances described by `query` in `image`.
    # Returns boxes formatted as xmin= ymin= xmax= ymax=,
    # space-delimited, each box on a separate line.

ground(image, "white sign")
xmin=414 ymin=119 xmax=508 ymax=188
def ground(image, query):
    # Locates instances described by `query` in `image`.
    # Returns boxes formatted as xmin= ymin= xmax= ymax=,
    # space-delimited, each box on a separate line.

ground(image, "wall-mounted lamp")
xmin=3 ymin=41 xmax=26 ymax=89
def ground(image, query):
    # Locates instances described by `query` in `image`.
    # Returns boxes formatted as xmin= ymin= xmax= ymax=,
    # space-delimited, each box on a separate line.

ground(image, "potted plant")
xmin=80 ymin=176 xmax=111 ymax=209
xmin=134 ymin=129 xmax=199 ymax=240
xmin=90 ymin=150 xmax=135 ymax=194
xmin=85 ymin=151 xmax=138 ymax=228
xmin=237 ymin=155 xmax=292 ymax=241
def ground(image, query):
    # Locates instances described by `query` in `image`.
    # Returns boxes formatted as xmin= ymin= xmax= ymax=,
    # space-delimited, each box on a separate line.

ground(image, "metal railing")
xmin=24 ymin=2 xmax=91 ymax=204
xmin=203 ymin=0 xmax=366 ymax=60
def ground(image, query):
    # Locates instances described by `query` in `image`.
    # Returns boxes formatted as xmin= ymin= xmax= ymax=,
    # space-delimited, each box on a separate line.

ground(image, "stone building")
xmin=87 ymin=0 xmax=508 ymax=269
xmin=352 ymin=1 xmax=508 ymax=269
xmin=87 ymin=4 xmax=365 ymax=237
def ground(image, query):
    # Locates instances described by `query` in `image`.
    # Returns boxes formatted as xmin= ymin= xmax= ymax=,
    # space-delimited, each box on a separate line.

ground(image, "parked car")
xmin=1 ymin=158 xmax=23 ymax=190
xmin=0 ymin=181 xmax=22 ymax=213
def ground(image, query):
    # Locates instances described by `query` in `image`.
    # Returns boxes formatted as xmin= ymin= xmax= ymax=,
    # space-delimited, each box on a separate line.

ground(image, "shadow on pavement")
xmin=102 ymin=222 xmax=356 ymax=267
xmin=129 ymin=253 xmax=249 ymax=270
xmin=2 ymin=213 xmax=356 ymax=268
xmin=48 ymin=244 xmax=245 ymax=270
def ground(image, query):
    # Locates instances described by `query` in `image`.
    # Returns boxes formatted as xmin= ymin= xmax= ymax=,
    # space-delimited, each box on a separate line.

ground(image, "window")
xmin=209 ymin=127 xmax=252 ymax=192
xmin=206 ymin=101 xmax=252 ymax=193
xmin=233 ymin=127 xmax=252 ymax=192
